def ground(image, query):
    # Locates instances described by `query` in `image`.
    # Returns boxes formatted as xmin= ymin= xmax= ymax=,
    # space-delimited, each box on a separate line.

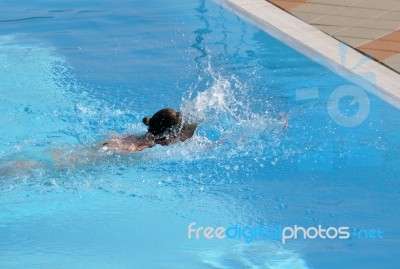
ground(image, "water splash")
xmin=178 ymin=64 xmax=287 ymax=161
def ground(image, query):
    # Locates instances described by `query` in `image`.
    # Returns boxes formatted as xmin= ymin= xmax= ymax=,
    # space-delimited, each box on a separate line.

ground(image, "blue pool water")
xmin=1 ymin=0 xmax=400 ymax=268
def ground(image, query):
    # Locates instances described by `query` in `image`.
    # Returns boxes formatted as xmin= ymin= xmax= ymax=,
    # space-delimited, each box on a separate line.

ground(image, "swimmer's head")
xmin=142 ymin=108 xmax=183 ymax=139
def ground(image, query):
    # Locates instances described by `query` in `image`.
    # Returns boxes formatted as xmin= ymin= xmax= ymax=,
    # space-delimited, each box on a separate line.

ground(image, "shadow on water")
xmin=192 ymin=0 xmax=211 ymax=66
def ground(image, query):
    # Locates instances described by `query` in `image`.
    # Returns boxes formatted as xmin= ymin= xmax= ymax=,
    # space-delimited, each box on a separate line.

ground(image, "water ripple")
xmin=0 ymin=16 xmax=54 ymax=23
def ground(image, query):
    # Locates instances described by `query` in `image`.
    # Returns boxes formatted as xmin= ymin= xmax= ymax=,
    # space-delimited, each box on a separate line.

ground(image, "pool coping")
xmin=217 ymin=0 xmax=400 ymax=108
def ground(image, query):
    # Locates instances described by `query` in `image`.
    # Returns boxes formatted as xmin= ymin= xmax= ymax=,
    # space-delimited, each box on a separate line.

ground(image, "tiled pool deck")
xmin=221 ymin=0 xmax=400 ymax=106
xmin=268 ymin=0 xmax=400 ymax=73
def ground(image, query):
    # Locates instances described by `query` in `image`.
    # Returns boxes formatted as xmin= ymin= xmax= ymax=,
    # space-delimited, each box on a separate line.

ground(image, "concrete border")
xmin=216 ymin=0 xmax=400 ymax=108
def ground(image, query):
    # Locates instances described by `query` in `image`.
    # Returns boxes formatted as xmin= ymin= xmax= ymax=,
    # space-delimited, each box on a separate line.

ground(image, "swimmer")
xmin=0 ymin=108 xmax=197 ymax=175
xmin=99 ymin=108 xmax=197 ymax=152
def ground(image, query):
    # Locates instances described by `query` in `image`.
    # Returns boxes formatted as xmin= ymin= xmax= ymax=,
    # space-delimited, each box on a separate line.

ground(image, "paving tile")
xmin=335 ymin=27 xmax=393 ymax=39
xmin=294 ymin=3 xmax=343 ymax=14
xmin=290 ymin=10 xmax=325 ymax=21
xmin=313 ymin=24 xmax=346 ymax=34
xmin=330 ymin=6 xmax=387 ymax=18
xmin=380 ymin=30 xmax=400 ymax=41
xmin=380 ymin=11 xmax=400 ymax=21
xmin=359 ymin=39 xmax=400 ymax=52
xmin=309 ymin=0 xmax=363 ymax=6
xmin=384 ymin=54 xmax=400 ymax=64
xmin=350 ymin=0 xmax=400 ymax=11
xmin=358 ymin=48 xmax=397 ymax=60
xmin=269 ymin=0 xmax=308 ymax=10
xmin=354 ymin=19 xmax=400 ymax=31
xmin=335 ymin=36 xmax=371 ymax=46
xmin=384 ymin=61 xmax=400 ymax=72
xmin=312 ymin=14 xmax=366 ymax=27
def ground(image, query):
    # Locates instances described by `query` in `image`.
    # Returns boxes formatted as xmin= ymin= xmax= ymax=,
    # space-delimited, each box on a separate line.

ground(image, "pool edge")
xmin=217 ymin=0 xmax=400 ymax=108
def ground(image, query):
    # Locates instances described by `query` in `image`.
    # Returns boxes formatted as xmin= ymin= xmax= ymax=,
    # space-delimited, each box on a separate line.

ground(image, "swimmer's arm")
xmin=178 ymin=123 xmax=197 ymax=142
xmin=127 ymin=135 xmax=156 ymax=152
xmin=101 ymin=134 xmax=155 ymax=152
